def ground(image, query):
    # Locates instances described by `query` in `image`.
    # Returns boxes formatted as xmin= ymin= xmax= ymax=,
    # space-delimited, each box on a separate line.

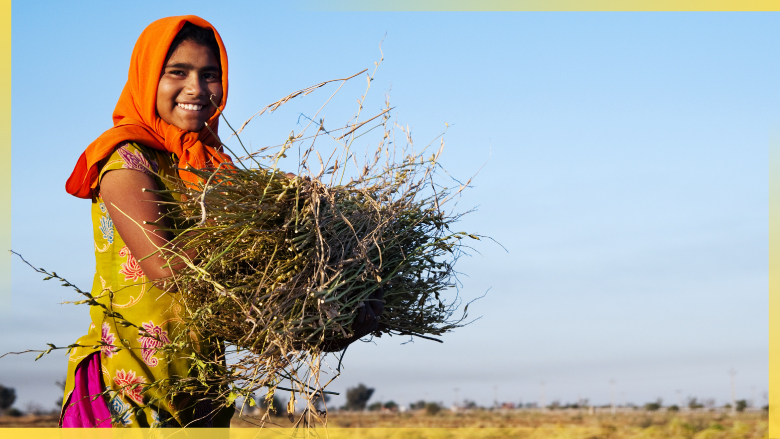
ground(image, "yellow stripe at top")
xmin=304 ymin=0 xmax=780 ymax=11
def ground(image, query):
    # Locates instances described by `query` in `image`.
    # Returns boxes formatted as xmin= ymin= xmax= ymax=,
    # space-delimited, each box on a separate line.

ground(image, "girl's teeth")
xmin=178 ymin=103 xmax=203 ymax=111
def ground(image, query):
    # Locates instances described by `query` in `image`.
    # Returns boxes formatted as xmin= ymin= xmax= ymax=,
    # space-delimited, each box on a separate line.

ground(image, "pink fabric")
xmin=61 ymin=353 xmax=112 ymax=428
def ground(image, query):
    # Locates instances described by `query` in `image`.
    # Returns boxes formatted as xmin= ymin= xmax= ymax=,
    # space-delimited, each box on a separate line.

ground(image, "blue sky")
xmin=2 ymin=3 xmax=774 ymax=411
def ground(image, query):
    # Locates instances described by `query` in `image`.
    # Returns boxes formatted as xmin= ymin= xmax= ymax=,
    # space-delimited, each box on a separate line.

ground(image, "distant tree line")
xmin=1 ymin=379 xmax=767 ymax=418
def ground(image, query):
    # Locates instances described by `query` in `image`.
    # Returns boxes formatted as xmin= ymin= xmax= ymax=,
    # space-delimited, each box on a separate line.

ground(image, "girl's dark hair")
xmin=165 ymin=22 xmax=221 ymax=66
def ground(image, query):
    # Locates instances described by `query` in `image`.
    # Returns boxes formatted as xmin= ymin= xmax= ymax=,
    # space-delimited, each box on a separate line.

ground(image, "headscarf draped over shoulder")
xmin=66 ymin=15 xmax=232 ymax=199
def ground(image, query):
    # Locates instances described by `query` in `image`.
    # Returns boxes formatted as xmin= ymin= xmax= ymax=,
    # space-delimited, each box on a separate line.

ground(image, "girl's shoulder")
xmin=97 ymin=142 xmax=177 ymax=185
xmin=98 ymin=142 xmax=160 ymax=182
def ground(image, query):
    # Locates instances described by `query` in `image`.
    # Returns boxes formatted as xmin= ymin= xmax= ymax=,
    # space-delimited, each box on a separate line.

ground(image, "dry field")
xmin=1 ymin=409 xmax=768 ymax=438
xmin=235 ymin=409 xmax=768 ymax=438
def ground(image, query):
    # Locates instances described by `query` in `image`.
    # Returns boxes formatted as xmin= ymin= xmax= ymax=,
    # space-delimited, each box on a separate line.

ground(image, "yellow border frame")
xmin=0 ymin=0 xmax=10 ymax=313
xmin=770 ymin=129 xmax=779 ymax=437
xmin=3 ymin=1 xmax=773 ymax=437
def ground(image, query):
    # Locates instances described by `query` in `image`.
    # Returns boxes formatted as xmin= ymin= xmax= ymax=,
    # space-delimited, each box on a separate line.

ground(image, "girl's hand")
xmin=321 ymin=287 xmax=385 ymax=352
xmin=352 ymin=287 xmax=385 ymax=337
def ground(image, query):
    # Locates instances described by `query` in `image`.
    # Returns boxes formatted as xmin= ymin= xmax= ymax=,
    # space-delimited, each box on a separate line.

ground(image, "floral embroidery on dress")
xmin=99 ymin=215 xmax=114 ymax=245
xmin=105 ymin=387 xmax=133 ymax=426
xmin=117 ymin=144 xmax=159 ymax=174
xmin=113 ymin=369 xmax=147 ymax=404
xmin=137 ymin=321 xmax=171 ymax=367
xmin=118 ymin=246 xmax=145 ymax=281
xmin=100 ymin=323 xmax=119 ymax=358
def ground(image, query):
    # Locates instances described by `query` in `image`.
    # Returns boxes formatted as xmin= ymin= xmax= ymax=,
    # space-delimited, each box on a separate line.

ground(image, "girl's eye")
xmin=167 ymin=69 xmax=186 ymax=76
xmin=203 ymin=73 xmax=220 ymax=80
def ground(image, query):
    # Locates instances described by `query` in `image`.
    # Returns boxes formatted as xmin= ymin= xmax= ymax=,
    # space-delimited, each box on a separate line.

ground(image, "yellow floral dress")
xmin=61 ymin=142 xmax=233 ymax=428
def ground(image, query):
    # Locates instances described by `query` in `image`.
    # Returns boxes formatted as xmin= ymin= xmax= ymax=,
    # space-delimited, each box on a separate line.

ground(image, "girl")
xmin=60 ymin=15 xmax=383 ymax=428
xmin=60 ymin=15 xmax=234 ymax=428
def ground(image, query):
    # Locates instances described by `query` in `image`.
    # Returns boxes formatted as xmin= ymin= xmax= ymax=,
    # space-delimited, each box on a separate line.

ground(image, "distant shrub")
xmin=345 ymin=384 xmax=374 ymax=411
xmin=687 ymin=398 xmax=704 ymax=409
xmin=410 ymin=400 xmax=426 ymax=411
xmin=425 ymin=402 xmax=441 ymax=416
xmin=0 ymin=385 xmax=16 ymax=412
xmin=463 ymin=400 xmax=478 ymax=409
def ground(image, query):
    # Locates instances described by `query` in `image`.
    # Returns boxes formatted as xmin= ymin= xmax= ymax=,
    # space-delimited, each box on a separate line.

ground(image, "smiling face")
xmin=156 ymin=39 xmax=223 ymax=132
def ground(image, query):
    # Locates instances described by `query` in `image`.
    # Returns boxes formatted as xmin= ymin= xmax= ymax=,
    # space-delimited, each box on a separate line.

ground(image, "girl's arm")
xmin=100 ymin=168 xmax=188 ymax=290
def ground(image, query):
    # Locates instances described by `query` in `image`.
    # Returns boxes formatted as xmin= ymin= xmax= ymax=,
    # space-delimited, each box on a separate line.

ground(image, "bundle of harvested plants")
xmin=158 ymin=141 xmax=473 ymax=355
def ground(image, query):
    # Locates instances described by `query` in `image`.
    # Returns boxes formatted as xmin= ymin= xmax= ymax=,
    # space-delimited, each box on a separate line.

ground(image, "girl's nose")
xmin=183 ymin=73 xmax=205 ymax=95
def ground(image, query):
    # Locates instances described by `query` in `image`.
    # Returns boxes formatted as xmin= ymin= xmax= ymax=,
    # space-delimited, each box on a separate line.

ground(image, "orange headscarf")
xmin=66 ymin=15 xmax=232 ymax=199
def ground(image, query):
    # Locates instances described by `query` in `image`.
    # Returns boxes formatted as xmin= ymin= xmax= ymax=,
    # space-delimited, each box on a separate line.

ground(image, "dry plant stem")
xmin=231 ymin=69 xmax=368 ymax=140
